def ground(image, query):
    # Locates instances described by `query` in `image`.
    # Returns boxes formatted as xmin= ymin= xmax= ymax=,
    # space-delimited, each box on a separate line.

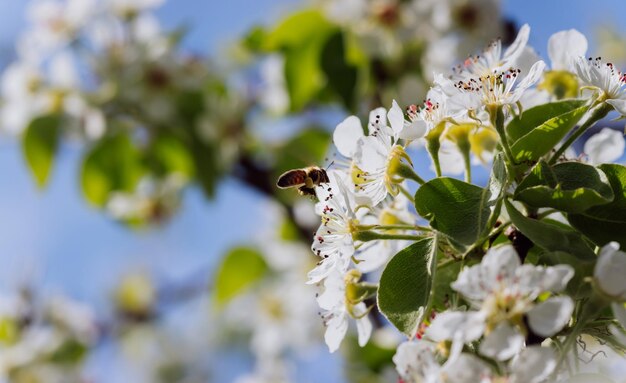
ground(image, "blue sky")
xmin=1 ymin=0 xmax=626 ymax=381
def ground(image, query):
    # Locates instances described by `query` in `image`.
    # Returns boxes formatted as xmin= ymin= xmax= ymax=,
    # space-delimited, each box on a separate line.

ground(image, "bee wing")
xmin=277 ymin=169 xmax=307 ymax=188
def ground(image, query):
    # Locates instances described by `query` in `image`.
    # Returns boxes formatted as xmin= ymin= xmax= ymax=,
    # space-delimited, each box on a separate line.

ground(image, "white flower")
xmin=407 ymin=86 xmax=456 ymax=134
xmin=0 ymin=61 xmax=42 ymax=134
xmin=583 ymin=127 xmax=625 ymax=165
xmin=352 ymin=100 xmax=420 ymax=206
xmin=26 ymin=0 xmax=95 ymax=52
xmin=106 ymin=175 xmax=184 ymax=223
xmin=394 ymin=341 xmax=558 ymax=383
xmin=309 ymin=171 xmax=359 ymax=284
xmin=594 ymin=242 xmax=626 ymax=301
xmin=453 ymin=24 xmax=530 ymax=78
xmin=574 ymin=57 xmax=626 ymax=116
xmin=427 ymin=245 xmax=574 ymax=361
xmin=393 ymin=340 xmax=491 ymax=383
xmin=259 ymin=55 xmax=289 ymax=115
xmin=548 ymin=29 xmax=588 ymax=71
xmin=439 ymin=60 xmax=546 ymax=112
xmin=388 ymin=99 xmax=429 ymax=140
xmin=317 ymin=270 xmax=372 ymax=353
xmin=249 ymin=273 xmax=317 ymax=358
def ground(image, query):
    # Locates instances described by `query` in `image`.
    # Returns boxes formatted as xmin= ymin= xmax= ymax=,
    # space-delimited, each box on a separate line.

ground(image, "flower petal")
xmin=516 ymin=60 xmax=547 ymax=92
xmin=594 ymin=242 xmax=626 ymax=300
xmin=503 ymin=24 xmax=530 ymax=65
xmin=324 ymin=312 xmax=348 ymax=353
xmin=510 ymin=346 xmax=556 ymax=383
xmin=542 ymin=264 xmax=575 ymax=293
xmin=584 ymin=127 xmax=625 ymax=165
xmin=443 ymin=353 xmax=492 ymax=383
xmin=548 ymin=29 xmax=588 ymax=71
xmin=606 ymin=99 xmax=626 ymax=117
xmin=426 ymin=311 xmax=485 ymax=343
xmin=478 ymin=322 xmax=525 ymax=361
xmin=368 ymin=107 xmax=387 ymax=128
xmin=354 ymin=303 xmax=372 ymax=346
xmin=356 ymin=136 xmax=389 ymax=172
xmin=398 ymin=120 xmax=428 ymax=140
xmin=388 ymin=99 xmax=405 ymax=136
xmin=333 ymin=116 xmax=364 ymax=158
xmin=527 ymin=296 xmax=574 ymax=337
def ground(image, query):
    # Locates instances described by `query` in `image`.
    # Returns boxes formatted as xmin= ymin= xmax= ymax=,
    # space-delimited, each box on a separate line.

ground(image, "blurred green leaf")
xmin=515 ymin=161 xmax=613 ymax=213
xmin=22 ymin=114 xmax=62 ymax=188
xmin=283 ymin=40 xmax=326 ymax=111
xmin=504 ymin=199 xmax=595 ymax=260
xmin=345 ymin=335 xmax=396 ymax=377
xmin=414 ymin=178 xmax=491 ymax=246
xmin=242 ymin=26 xmax=268 ymax=52
xmin=275 ymin=128 xmax=331 ymax=175
xmin=80 ymin=133 xmax=144 ymax=206
xmin=148 ymin=134 xmax=195 ymax=179
xmin=506 ymin=100 xmax=587 ymax=143
xmin=568 ymin=164 xmax=626 ymax=248
xmin=214 ymin=247 xmax=268 ymax=309
xmin=510 ymin=103 xmax=588 ymax=164
xmin=378 ymin=236 xmax=437 ymax=336
xmin=48 ymin=339 xmax=87 ymax=365
xmin=262 ymin=10 xmax=339 ymax=111
xmin=264 ymin=10 xmax=334 ymax=50
xmin=279 ymin=219 xmax=300 ymax=241
xmin=321 ymin=31 xmax=358 ymax=111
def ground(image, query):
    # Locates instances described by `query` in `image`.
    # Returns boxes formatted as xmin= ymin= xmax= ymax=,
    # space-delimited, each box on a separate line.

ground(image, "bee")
xmin=276 ymin=166 xmax=330 ymax=197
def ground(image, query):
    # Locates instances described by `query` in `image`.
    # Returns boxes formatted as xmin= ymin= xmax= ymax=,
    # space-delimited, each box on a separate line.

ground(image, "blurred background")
xmin=0 ymin=0 xmax=626 ymax=382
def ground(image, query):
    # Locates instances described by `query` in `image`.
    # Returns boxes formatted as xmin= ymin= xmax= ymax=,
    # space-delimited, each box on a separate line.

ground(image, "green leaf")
xmin=22 ymin=114 xmax=62 ymax=188
xmin=275 ymin=128 xmax=331 ymax=179
xmin=283 ymin=39 xmax=326 ymax=111
xmin=506 ymin=100 xmax=587 ymax=143
xmin=48 ymin=339 xmax=87 ymax=365
xmin=510 ymin=104 xmax=589 ymax=163
xmin=263 ymin=10 xmax=337 ymax=111
xmin=568 ymin=164 xmax=626 ymax=248
xmin=147 ymin=134 xmax=194 ymax=179
xmin=378 ymin=236 xmax=438 ymax=336
xmin=504 ymin=199 xmax=595 ymax=260
xmin=487 ymin=153 xmax=507 ymax=201
xmin=414 ymin=178 xmax=491 ymax=246
xmin=241 ymin=25 xmax=268 ymax=52
xmin=80 ymin=133 xmax=145 ymax=206
xmin=432 ymin=260 xmax=462 ymax=312
xmin=515 ymin=161 xmax=614 ymax=213
xmin=320 ymin=31 xmax=358 ymax=111
xmin=214 ymin=247 xmax=268 ymax=308
xmin=263 ymin=10 xmax=334 ymax=50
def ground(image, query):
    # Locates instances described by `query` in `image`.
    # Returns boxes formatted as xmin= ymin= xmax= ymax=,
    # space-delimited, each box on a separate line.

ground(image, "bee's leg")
xmin=299 ymin=186 xmax=315 ymax=197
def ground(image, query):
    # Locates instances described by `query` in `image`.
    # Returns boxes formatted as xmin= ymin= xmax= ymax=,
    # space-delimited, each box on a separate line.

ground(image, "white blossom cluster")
xmin=0 ymin=0 xmax=228 ymax=224
xmin=308 ymin=25 xmax=626 ymax=382
xmin=0 ymin=290 xmax=97 ymax=382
